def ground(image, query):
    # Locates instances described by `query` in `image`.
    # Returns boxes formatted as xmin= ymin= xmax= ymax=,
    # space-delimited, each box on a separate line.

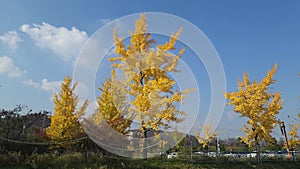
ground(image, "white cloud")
xmin=41 ymin=78 xmax=61 ymax=92
xmin=0 ymin=56 xmax=24 ymax=77
xmin=22 ymin=79 xmax=40 ymax=88
xmin=22 ymin=78 xmax=61 ymax=93
xmin=0 ymin=30 xmax=22 ymax=49
xmin=20 ymin=22 xmax=88 ymax=62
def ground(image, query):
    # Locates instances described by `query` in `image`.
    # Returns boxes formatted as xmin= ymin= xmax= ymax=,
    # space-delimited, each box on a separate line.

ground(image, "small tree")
xmin=287 ymin=105 xmax=300 ymax=154
xmin=195 ymin=124 xmax=219 ymax=152
xmin=287 ymin=123 xmax=300 ymax=150
xmin=46 ymin=76 xmax=88 ymax=150
xmin=225 ymin=64 xmax=282 ymax=161
xmin=91 ymin=70 xmax=132 ymax=135
xmin=288 ymin=74 xmax=300 ymax=151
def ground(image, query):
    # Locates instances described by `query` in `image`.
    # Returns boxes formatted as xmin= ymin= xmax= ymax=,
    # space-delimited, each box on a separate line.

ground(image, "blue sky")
xmin=1 ymin=1 xmax=300 ymax=139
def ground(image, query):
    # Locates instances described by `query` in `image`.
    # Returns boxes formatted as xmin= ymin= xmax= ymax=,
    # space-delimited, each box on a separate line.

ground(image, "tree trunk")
xmin=140 ymin=71 xmax=147 ymax=158
xmin=84 ymin=137 xmax=88 ymax=163
xmin=256 ymin=141 xmax=261 ymax=162
xmin=252 ymin=129 xmax=261 ymax=162
xmin=142 ymin=129 xmax=147 ymax=158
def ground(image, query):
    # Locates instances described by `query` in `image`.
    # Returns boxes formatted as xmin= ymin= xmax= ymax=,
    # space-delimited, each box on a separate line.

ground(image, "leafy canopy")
xmin=46 ymin=76 xmax=88 ymax=148
xmin=91 ymin=70 xmax=132 ymax=135
xmin=195 ymin=124 xmax=219 ymax=148
xmin=225 ymin=64 xmax=282 ymax=147
xmin=108 ymin=14 xmax=191 ymax=133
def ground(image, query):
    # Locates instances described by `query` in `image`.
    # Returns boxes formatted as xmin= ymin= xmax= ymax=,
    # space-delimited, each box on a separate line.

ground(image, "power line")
xmin=0 ymin=136 xmax=87 ymax=145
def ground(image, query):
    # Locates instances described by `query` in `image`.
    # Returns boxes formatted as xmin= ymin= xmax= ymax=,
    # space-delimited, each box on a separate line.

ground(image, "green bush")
xmin=0 ymin=151 xmax=24 ymax=168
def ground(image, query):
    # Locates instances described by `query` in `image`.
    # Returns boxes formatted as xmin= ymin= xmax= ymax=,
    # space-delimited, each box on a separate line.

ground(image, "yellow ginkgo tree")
xmin=195 ymin=124 xmax=219 ymax=151
xmin=287 ymin=94 xmax=300 ymax=153
xmin=287 ymin=123 xmax=300 ymax=151
xmin=110 ymin=14 xmax=191 ymax=133
xmin=288 ymin=75 xmax=300 ymax=150
xmin=91 ymin=70 xmax=132 ymax=135
xmin=225 ymin=64 xmax=282 ymax=161
xmin=109 ymin=14 xmax=192 ymax=157
xmin=46 ymin=76 xmax=89 ymax=150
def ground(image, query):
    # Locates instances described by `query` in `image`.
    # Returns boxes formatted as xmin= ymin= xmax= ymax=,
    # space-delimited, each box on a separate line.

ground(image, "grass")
xmin=1 ymin=152 xmax=300 ymax=169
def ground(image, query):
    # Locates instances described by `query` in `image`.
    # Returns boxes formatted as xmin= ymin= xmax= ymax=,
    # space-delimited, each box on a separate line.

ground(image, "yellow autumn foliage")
xmin=225 ymin=64 xmax=282 ymax=147
xmin=287 ymin=123 xmax=300 ymax=150
xmin=91 ymin=70 xmax=132 ymax=135
xmin=109 ymin=14 xmax=192 ymax=134
xmin=46 ymin=76 xmax=88 ymax=148
xmin=195 ymin=124 xmax=219 ymax=148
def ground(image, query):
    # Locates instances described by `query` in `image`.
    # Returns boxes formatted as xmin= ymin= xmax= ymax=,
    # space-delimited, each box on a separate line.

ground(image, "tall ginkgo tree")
xmin=225 ymin=64 xmax=282 ymax=161
xmin=46 ymin=76 xmax=89 ymax=150
xmin=109 ymin=14 xmax=192 ymax=157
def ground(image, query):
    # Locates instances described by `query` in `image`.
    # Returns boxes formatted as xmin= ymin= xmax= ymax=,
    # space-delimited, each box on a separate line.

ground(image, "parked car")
xmin=167 ymin=152 xmax=178 ymax=159
xmin=194 ymin=151 xmax=205 ymax=156
xmin=246 ymin=152 xmax=257 ymax=158
xmin=223 ymin=152 xmax=239 ymax=158
xmin=207 ymin=152 xmax=217 ymax=157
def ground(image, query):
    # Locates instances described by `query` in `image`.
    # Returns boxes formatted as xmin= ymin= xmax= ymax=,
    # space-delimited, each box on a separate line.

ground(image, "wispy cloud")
xmin=40 ymin=78 xmax=61 ymax=92
xmin=23 ymin=78 xmax=61 ymax=93
xmin=0 ymin=56 xmax=24 ymax=77
xmin=0 ymin=30 xmax=22 ymax=49
xmin=20 ymin=22 xmax=88 ymax=62
xmin=99 ymin=18 xmax=111 ymax=25
xmin=22 ymin=79 xmax=40 ymax=88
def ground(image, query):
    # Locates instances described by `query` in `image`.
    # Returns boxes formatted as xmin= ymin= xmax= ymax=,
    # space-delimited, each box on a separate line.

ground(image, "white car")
xmin=167 ymin=152 xmax=178 ymax=159
xmin=207 ymin=152 xmax=217 ymax=157
xmin=194 ymin=151 xmax=205 ymax=156
xmin=246 ymin=152 xmax=257 ymax=158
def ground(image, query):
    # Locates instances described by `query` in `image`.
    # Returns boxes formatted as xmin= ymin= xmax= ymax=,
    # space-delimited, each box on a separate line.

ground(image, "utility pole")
xmin=189 ymin=133 xmax=193 ymax=161
xmin=190 ymin=140 xmax=193 ymax=161
xmin=279 ymin=120 xmax=290 ymax=158
xmin=160 ymin=138 xmax=163 ymax=157
xmin=216 ymin=136 xmax=220 ymax=162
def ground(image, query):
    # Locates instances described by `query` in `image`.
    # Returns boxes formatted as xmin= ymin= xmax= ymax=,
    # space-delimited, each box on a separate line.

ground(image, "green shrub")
xmin=0 ymin=151 xmax=24 ymax=167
